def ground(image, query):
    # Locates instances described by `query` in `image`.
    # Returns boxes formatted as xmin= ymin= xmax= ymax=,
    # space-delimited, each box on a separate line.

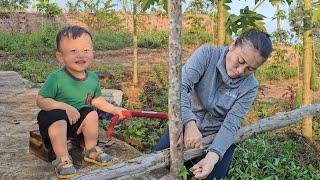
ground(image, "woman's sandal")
xmin=83 ymin=146 xmax=112 ymax=166
xmin=51 ymin=155 xmax=76 ymax=179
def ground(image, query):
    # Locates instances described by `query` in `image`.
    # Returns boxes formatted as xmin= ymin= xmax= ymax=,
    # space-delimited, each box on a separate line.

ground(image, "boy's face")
xmin=56 ymin=33 xmax=94 ymax=76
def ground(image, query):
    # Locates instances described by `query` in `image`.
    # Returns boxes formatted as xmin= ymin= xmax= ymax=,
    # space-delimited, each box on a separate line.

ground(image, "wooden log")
xmin=74 ymin=104 xmax=320 ymax=180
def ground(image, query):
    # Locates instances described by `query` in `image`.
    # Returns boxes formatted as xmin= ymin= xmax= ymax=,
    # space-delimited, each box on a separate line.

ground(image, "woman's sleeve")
xmin=208 ymin=85 xmax=258 ymax=160
xmin=181 ymin=44 xmax=211 ymax=125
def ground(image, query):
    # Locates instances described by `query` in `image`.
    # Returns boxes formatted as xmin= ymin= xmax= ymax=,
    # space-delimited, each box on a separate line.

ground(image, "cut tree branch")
xmin=74 ymin=104 xmax=320 ymax=180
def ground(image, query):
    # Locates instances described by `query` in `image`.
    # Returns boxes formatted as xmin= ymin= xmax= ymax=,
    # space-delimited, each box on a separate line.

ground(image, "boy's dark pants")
xmin=152 ymin=129 xmax=236 ymax=180
xmin=37 ymin=107 xmax=95 ymax=150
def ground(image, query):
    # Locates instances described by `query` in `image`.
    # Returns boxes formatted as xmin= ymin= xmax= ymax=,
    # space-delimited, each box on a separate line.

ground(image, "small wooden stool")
xmin=29 ymin=130 xmax=84 ymax=162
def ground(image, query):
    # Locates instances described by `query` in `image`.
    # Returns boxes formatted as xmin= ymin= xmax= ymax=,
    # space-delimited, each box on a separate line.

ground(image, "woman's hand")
xmin=184 ymin=121 xmax=202 ymax=149
xmin=192 ymin=151 xmax=219 ymax=179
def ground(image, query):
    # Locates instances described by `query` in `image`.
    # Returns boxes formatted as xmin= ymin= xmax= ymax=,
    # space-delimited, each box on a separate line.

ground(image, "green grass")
xmin=93 ymin=31 xmax=132 ymax=50
xmin=229 ymin=132 xmax=320 ymax=179
xmin=182 ymin=30 xmax=213 ymax=45
xmin=0 ymin=26 xmax=57 ymax=57
xmin=138 ymin=31 xmax=168 ymax=49
xmin=1 ymin=57 xmax=57 ymax=83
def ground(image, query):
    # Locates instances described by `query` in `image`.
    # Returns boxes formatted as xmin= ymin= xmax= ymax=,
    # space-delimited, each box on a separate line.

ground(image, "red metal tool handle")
xmin=106 ymin=110 xmax=168 ymax=137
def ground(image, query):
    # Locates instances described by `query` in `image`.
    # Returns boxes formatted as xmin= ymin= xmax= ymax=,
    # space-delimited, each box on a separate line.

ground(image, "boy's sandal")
xmin=83 ymin=146 xmax=112 ymax=166
xmin=52 ymin=155 xmax=76 ymax=179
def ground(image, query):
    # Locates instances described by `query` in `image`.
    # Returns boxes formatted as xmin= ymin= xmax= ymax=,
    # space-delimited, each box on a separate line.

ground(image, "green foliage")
xmin=90 ymin=64 xmax=131 ymax=85
xmin=139 ymin=62 xmax=168 ymax=112
xmin=294 ymin=88 xmax=302 ymax=108
xmin=289 ymin=0 xmax=320 ymax=41
xmin=183 ymin=13 xmax=213 ymax=45
xmin=310 ymin=63 xmax=319 ymax=92
xmin=141 ymin=0 xmax=167 ymax=12
xmin=255 ymin=61 xmax=298 ymax=83
xmin=0 ymin=0 xmax=30 ymax=12
xmin=1 ymin=58 xmax=55 ymax=83
xmin=0 ymin=26 xmax=58 ymax=57
xmin=185 ymin=0 xmax=211 ymax=13
xmin=93 ymin=31 xmax=132 ymax=50
xmin=101 ymin=118 xmax=167 ymax=152
xmin=271 ymin=30 xmax=292 ymax=45
xmin=252 ymin=100 xmax=291 ymax=119
xmin=138 ymin=31 xmax=168 ymax=49
xmin=182 ymin=31 xmax=213 ymax=46
xmin=36 ymin=0 xmax=62 ymax=18
xmin=226 ymin=6 xmax=266 ymax=36
xmin=229 ymin=132 xmax=320 ymax=179
xmin=76 ymin=0 xmax=123 ymax=32
xmin=273 ymin=49 xmax=287 ymax=62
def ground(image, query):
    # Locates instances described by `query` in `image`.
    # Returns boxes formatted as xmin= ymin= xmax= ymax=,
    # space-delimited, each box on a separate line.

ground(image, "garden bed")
xmin=102 ymin=117 xmax=167 ymax=152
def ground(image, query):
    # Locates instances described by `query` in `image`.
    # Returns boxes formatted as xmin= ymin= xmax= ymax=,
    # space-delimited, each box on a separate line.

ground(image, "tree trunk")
xmin=217 ymin=0 xmax=226 ymax=45
xmin=168 ymin=0 xmax=184 ymax=178
xmin=132 ymin=0 xmax=138 ymax=85
xmin=74 ymin=104 xmax=320 ymax=180
xmin=302 ymin=0 xmax=313 ymax=138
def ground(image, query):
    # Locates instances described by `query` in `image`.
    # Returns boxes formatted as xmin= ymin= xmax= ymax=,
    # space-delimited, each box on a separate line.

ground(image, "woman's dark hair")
xmin=235 ymin=29 xmax=272 ymax=60
xmin=56 ymin=25 xmax=93 ymax=51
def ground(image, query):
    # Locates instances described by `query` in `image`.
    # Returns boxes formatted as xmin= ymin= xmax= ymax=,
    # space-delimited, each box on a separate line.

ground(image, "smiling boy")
xmin=36 ymin=26 xmax=125 ymax=179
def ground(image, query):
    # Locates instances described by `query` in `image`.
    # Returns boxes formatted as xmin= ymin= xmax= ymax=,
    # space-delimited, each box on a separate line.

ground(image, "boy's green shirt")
xmin=39 ymin=68 xmax=102 ymax=110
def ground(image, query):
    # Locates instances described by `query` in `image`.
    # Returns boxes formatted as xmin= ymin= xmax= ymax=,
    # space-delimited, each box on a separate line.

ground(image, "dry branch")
xmin=74 ymin=104 xmax=320 ymax=180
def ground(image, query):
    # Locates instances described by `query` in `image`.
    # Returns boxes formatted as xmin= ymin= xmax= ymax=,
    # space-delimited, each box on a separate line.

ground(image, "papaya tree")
xmin=301 ymin=0 xmax=313 ymax=138
xmin=289 ymin=0 xmax=319 ymax=138
xmin=132 ymin=0 xmax=138 ymax=85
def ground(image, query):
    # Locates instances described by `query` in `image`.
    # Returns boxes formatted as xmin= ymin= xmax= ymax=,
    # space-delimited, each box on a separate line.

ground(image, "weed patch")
xmin=229 ymin=131 xmax=320 ymax=179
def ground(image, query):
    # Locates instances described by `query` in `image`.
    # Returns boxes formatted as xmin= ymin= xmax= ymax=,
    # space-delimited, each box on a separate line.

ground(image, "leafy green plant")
xmin=178 ymin=164 xmax=196 ymax=180
xmin=138 ymin=31 xmax=168 ymax=49
xmin=36 ymin=0 xmax=62 ymax=18
xmin=255 ymin=61 xmax=298 ymax=83
xmin=139 ymin=62 xmax=168 ymax=112
xmin=226 ymin=6 xmax=266 ymax=36
xmin=101 ymin=118 xmax=167 ymax=152
xmin=229 ymin=132 xmax=320 ymax=179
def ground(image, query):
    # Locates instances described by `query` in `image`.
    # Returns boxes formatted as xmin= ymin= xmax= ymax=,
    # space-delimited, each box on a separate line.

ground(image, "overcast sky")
xmin=50 ymin=0 xmax=292 ymax=34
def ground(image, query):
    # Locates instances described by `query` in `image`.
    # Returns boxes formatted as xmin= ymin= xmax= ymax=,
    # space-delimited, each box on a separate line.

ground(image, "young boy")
xmin=36 ymin=25 xmax=125 ymax=179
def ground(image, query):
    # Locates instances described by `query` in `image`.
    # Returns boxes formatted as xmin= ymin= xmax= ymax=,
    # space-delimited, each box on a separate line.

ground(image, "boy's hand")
xmin=184 ymin=121 xmax=202 ymax=149
xmin=65 ymin=105 xmax=80 ymax=125
xmin=113 ymin=107 xmax=127 ymax=119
